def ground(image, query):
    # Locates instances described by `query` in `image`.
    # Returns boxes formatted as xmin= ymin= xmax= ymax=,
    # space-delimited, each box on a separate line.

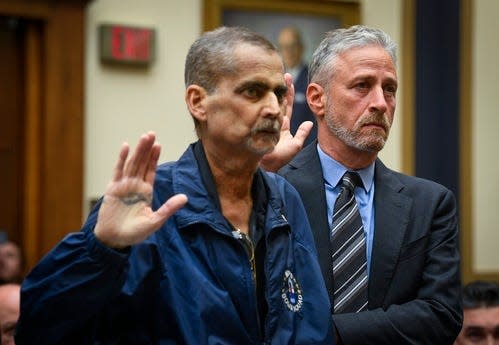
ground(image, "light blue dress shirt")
xmin=317 ymin=144 xmax=375 ymax=275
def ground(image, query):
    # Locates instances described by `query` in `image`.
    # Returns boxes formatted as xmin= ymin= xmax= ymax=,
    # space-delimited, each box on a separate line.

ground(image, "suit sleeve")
xmin=333 ymin=187 xmax=462 ymax=345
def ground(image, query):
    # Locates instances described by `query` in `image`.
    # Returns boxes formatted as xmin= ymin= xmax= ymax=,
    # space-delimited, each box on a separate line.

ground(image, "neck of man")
xmin=203 ymin=142 xmax=258 ymax=234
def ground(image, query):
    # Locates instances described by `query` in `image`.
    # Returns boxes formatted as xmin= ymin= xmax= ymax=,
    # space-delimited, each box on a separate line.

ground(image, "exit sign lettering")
xmin=99 ymin=24 xmax=155 ymax=65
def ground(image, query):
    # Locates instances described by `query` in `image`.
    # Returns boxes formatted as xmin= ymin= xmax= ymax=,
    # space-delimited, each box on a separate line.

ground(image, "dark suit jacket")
xmin=290 ymin=66 xmax=317 ymax=147
xmin=278 ymin=142 xmax=462 ymax=344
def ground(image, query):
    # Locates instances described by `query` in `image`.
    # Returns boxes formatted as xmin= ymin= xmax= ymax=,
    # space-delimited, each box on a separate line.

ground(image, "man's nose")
xmin=485 ymin=334 xmax=498 ymax=345
xmin=263 ymin=93 xmax=281 ymax=117
xmin=368 ymin=87 xmax=388 ymax=114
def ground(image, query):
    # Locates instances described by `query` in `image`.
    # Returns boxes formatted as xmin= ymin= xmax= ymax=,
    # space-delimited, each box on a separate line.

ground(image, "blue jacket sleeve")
xmin=15 ymin=221 xmax=131 ymax=345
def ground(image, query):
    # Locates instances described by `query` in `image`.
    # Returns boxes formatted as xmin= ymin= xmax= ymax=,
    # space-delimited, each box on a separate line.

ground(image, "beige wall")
xmin=472 ymin=0 xmax=499 ymax=272
xmin=84 ymin=0 xmax=499 ymax=271
xmin=360 ymin=0 xmax=403 ymax=171
xmin=84 ymin=0 xmax=200 ymax=213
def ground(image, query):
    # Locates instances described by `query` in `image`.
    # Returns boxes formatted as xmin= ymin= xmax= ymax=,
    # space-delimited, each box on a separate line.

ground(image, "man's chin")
xmin=356 ymin=139 xmax=386 ymax=153
xmin=248 ymin=139 xmax=278 ymax=156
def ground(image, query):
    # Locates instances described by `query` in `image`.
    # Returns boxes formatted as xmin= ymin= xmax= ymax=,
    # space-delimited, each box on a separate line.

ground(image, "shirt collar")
xmin=316 ymin=144 xmax=375 ymax=193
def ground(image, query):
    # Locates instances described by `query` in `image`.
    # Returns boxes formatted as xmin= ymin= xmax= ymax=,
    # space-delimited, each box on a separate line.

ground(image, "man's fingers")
xmin=112 ymin=143 xmax=130 ymax=182
xmin=124 ymin=132 xmax=156 ymax=177
xmin=284 ymin=73 xmax=294 ymax=94
xmin=154 ymin=194 xmax=188 ymax=222
xmin=294 ymin=121 xmax=314 ymax=146
xmin=281 ymin=113 xmax=291 ymax=132
xmin=284 ymin=73 xmax=295 ymax=121
xmin=144 ymin=143 xmax=161 ymax=184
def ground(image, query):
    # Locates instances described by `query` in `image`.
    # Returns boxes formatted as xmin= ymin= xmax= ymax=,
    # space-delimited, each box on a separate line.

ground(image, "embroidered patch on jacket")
xmin=281 ymin=270 xmax=303 ymax=312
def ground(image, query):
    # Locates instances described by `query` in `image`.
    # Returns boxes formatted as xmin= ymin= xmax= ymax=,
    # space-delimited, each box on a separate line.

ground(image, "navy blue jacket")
xmin=16 ymin=144 xmax=334 ymax=345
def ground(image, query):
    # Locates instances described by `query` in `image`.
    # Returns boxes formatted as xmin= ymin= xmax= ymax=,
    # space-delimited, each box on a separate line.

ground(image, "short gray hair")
xmin=308 ymin=25 xmax=397 ymax=85
xmin=184 ymin=26 xmax=278 ymax=93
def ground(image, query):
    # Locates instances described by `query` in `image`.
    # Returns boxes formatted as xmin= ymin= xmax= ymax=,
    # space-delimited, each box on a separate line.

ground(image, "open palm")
xmin=94 ymin=132 xmax=187 ymax=249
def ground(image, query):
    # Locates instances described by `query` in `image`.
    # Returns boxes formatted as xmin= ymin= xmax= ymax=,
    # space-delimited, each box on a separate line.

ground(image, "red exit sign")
xmin=99 ymin=24 xmax=155 ymax=65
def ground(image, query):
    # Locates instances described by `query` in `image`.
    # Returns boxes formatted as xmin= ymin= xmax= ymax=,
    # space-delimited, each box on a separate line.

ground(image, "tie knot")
xmin=341 ymin=171 xmax=363 ymax=192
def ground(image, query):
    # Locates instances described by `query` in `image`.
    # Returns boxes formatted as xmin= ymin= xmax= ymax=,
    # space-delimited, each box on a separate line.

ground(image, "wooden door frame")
xmin=0 ymin=0 xmax=89 ymax=271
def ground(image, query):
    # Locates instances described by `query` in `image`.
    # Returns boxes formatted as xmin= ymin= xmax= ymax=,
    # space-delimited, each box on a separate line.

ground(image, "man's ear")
xmin=185 ymin=85 xmax=207 ymax=122
xmin=306 ymin=83 xmax=326 ymax=118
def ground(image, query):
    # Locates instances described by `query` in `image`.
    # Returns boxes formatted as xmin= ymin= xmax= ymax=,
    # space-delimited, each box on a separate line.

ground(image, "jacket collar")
xmin=170 ymin=142 xmax=289 ymax=234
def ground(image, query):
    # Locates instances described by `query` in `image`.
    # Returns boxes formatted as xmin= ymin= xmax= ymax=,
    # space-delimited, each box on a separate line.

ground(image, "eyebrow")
xmin=274 ymin=84 xmax=288 ymax=95
xmin=234 ymin=80 xmax=288 ymax=94
xmin=351 ymin=74 xmax=398 ymax=84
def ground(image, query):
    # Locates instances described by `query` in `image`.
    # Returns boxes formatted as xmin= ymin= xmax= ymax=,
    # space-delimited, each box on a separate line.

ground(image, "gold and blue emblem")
xmin=281 ymin=270 xmax=303 ymax=312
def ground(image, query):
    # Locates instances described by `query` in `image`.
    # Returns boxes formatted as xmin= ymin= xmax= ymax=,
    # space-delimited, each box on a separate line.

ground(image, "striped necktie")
xmin=331 ymin=171 xmax=368 ymax=313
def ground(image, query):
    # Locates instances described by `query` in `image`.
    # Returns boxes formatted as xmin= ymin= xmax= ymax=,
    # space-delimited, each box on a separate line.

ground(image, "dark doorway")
xmin=0 ymin=16 xmax=25 ymax=247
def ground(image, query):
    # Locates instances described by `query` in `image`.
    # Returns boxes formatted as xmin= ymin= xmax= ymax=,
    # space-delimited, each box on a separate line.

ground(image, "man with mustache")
xmin=275 ymin=25 xmax=462 ymax=344
xmin=15 ymin=27 xmax=334 ymax=344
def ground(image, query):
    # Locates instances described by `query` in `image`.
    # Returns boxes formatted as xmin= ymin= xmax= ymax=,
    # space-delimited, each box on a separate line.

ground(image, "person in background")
xmin=277 ymin=26 xmax=317 ymax=147
xmin=454 ymin=280 xmax=499 ymax=345
xmin=0 ymin=283 xmax=20 ymax=345
xmin=15 ymin=26 xmax=334 ymax=345
xmin=275 ymin=25 xmax=462 ymax=344
xmin=0 ymin=235 xmax=23 ymax=285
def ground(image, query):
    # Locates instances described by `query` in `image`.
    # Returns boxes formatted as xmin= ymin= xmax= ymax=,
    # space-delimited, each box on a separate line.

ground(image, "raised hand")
xmin=94 ymin=132 xmax=188 ymax=249
xmin=260 ymin=73 xmax=313 ymax=172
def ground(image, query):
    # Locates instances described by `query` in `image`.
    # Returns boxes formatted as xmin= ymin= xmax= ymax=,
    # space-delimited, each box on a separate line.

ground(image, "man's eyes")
xmin=353 ymin=81 xmax=397 ymax=96
xmin=355 ymin=82 xmax=369 ymax=90
xmin=384 ymin=85 xmax=397 ymax=95
xmin=243 ymin=87 xmax=286 ymax=103
xmin=465 ymin=329 xmax=486 ymax=340
xmin=274 ymin=88 xmax=287 ymax=103
xmin=244 ymin=87 xmax=261 ymax=98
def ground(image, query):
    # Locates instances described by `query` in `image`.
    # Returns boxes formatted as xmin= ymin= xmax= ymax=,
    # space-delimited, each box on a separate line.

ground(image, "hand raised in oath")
xmin=94 ymin=132 xmax=188 ymax=249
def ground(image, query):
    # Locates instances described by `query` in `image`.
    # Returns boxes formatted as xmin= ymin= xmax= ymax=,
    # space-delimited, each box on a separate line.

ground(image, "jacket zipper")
xmin=231 ymin=229 xmax=255 ymax=279
xmin=231 ymin=229 xmax=261 ymax=339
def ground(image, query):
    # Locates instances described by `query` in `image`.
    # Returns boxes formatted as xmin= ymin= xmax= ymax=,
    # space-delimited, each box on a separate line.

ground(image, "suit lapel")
xmin=368 ymin=160 xmax=412 ymax=307
xmin=282 ymin=150 xmax=413 ymax=308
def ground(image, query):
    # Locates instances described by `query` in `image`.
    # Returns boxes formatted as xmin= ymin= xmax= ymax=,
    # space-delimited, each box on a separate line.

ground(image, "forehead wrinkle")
xmin=233 ymin=45 xmax=283 ymax=70
xmin=222 ymin=46 xmax=285 ymax=94
xmin=335 ymin=47 xmax=396 ymax=77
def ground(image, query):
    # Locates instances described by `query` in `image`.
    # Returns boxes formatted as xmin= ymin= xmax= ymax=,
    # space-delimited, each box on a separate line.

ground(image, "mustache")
xmin=252 ymin=119 xmax=281 ymax=134
xmin=358 ymin=112 xmax=391 ymax=131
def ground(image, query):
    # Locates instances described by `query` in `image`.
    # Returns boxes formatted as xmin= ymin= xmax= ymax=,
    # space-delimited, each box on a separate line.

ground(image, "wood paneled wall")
xmin=0 ymin=0 xmax=89 ymax=272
